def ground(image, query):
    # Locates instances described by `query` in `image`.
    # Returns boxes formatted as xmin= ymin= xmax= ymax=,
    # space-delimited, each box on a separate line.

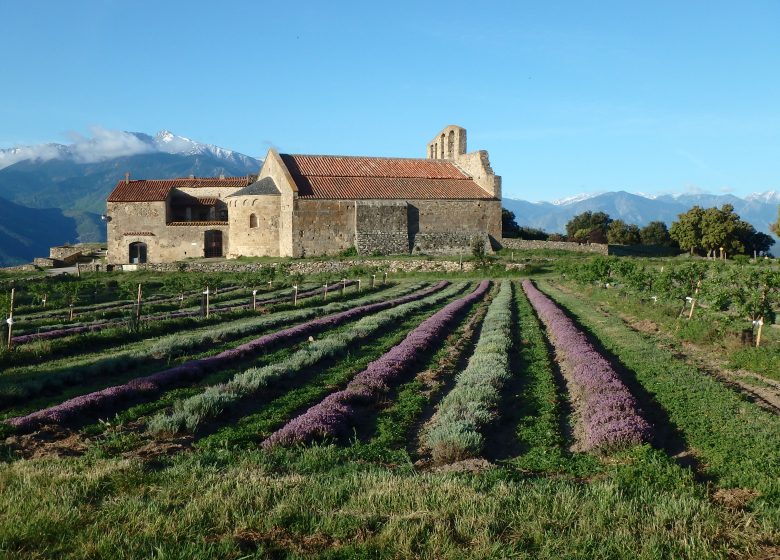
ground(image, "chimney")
xmin=189 ymin=174 xmax=195 ymax=179
xmin=125 ymin=172 xmax=130 ymax=184
xmin=219 ymin=172 xmax=225 ymax=180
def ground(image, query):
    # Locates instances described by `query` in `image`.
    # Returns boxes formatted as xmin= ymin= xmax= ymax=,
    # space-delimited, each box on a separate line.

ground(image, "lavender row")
xmin=0 ymin=282 xmax=423 ymax=408
xmin=262 ymin=280 xmax=490 ymax=448
xmin=11 ymin=281 xmax=354 ymax=345
xmin=147 ymin=283 xmax=468 ymax=434
xmin=5 ymin=282 xmax=447 ymax=432
xmin=521 ymin=280 xmax=651 ymax=451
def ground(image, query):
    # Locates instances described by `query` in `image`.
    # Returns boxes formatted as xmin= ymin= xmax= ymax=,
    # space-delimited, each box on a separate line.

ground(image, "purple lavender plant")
xmin=6 ymin=282 xmax=448 ymax=432
xmin=521 ymin=280 xmax=651 ymax=451
xmin=262 ymin=280 xmax=491 ymax=448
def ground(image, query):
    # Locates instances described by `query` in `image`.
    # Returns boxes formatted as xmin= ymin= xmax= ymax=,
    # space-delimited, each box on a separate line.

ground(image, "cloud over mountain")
xmin=0 ymin=128 xmax=258 ymax=170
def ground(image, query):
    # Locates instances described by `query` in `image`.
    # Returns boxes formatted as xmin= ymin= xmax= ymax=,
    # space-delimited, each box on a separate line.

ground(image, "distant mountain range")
xmin=0 ymin=131 xmax=262 ymax=265
xmin=503 ymin=190 xmax=780 ymax=241
xmin=0 ymin=130 xmax=777 ymax=266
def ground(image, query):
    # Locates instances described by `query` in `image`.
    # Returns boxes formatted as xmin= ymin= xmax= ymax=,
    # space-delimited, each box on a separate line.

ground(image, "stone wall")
xmin=136 ymin=258 xmax=483 ymax=275
xmin=257 ymin=150 xmax=297 ymax=257
xmin=411 ymin=199 xmax=502 ymax=243
xmin=293 ymin=199 xmax=356 ymax=257
xmin=354 ymin=201 xmax=409 ymax=255
xmin=355 ymin=233 xmax=410 ymax=255
xmin=411 ymin=232 xmax=489 ymax=255
xmin=499 ymin=238 xmax=609 ymax=254
xmin=228 ymin=194 xmax=281 ymax=257
xmin=33 ymin=258 xmax=56 ymax=268
xmin=107 ymin=200 xmax=231 ymax=264
xmin=49 ymin=246 xmax=83 ymax=263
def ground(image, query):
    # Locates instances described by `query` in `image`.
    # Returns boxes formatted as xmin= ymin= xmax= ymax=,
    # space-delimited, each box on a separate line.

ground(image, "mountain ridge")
xmin=503 ymin=190 xmax=779 ymax=240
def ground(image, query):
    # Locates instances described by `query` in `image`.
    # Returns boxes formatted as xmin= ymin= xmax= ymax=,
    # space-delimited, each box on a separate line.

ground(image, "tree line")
xmin=503 ymin=203 xmax=777 ymax=257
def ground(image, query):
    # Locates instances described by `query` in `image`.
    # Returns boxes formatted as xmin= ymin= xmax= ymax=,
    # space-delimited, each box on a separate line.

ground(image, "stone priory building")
xmin=105 ymin=125 xmax=501 ymax=264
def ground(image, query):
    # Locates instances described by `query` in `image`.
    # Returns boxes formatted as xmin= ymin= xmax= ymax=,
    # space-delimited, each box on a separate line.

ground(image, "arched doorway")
xmin=204 ymin=230 xmax=223 ymax=258
xmin=128 ymin=242 xmax=147 ymax=264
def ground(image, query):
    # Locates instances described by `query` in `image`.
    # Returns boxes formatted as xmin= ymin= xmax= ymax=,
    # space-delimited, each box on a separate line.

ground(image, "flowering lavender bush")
xmin=521 ymin=280 xmax=651 ymax=451
xmin=2 ymin=282 xmax=426 ymax=408
xmin=262 ymin=280 xmax=490 ymax=448
xmin=6 ymin=282 xmax=447 ymax=432
xmin=148 ymin=283 xmax=468 ymax=434
xmin=425 ymin=281 xmax=513 ymax=463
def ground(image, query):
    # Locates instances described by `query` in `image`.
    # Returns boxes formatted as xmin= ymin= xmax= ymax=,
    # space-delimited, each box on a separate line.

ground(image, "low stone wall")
xmin=137 ymin=258 xmax=480 ymax=274
xmin=499 ymin=238 xmax=609 ymax=255
xmin=1 ymin=264 xmax=37 ymax=272
xmin=49 ymin=246 xmax=83 ymax=264
xmin=33 ymin=258 xmax=56 ymax=268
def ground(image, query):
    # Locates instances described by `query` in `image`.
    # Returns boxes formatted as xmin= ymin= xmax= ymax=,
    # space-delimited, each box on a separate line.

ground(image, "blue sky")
xmin=1 ymin=0 xmax=779 ymax=201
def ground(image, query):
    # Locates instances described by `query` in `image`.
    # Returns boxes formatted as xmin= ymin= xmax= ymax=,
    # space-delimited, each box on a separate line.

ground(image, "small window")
xmin=249 ymin=213 xmax=258 ymax=228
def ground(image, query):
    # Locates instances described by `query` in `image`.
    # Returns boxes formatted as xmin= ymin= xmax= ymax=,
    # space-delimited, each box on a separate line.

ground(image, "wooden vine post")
xmin=293 ymin=285 xmax=298 ymax=306
xmin=371 ymin=274 xmax=376 ymax=288
xmin=755 ymin=317 xmax=764 ymax=348
xmin=357 ymin=279 xmax=361 ymax=292
xmin=323 ymin=283 xmax=328 ymax=300
xmin=341 ymin=278 xmax=346 ymax=294
xmin=252 ymin=289 xmax=258 ymax=311
xmin=135 ymin=283 xmax=142 ymax=322
xmin=204 ymin=287 xmax=210 ymax=318
xmin=6 ymin=288 xmax=15 ymax=350
xmin=42 ymin=294 xmax=48 ymax=308
xmin=383 ymin=272 xmax=388 ymax=284
xmin=688 ymin=280 xmax=701 ymax=319
xmin=69 ymin=304 xmax=75 ymax=321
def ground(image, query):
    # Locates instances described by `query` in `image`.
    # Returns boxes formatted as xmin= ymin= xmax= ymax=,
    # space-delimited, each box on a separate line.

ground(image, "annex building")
xmin=105 ymin=125 xmax=501 ymax=264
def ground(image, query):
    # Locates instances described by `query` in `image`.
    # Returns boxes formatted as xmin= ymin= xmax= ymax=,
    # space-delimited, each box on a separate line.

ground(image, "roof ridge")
xmin=282 ymin=153 xmax=453 ymax=162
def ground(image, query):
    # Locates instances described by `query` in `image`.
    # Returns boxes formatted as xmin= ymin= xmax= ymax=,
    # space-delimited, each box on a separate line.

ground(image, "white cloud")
xmin=0 ymin=144 xmax=63 ymax=169
xmin=0 ymin=126 xmax=155 ymax=170
xmin=68 ymin=126 xmax=154 ymax=163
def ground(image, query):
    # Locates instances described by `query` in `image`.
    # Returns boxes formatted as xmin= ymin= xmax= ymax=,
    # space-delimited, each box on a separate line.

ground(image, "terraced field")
xmin=0 ymin=275 xmax=778 ymax=559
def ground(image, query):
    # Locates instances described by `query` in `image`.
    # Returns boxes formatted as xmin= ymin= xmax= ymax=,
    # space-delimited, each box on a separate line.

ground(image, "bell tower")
xmin=427 ymin=125 xmax=467 ymax=160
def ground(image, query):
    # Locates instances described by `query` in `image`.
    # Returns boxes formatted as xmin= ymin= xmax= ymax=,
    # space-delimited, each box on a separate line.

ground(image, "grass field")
xmin=0 ymin=266 xmax=778 ymax=559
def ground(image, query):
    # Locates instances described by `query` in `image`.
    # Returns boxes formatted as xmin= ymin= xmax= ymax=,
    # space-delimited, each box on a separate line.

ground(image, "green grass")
xmin=505 ymin=283 xmax=600 ymax=476
xmin=540 ymin=280 xmax=780 ymax=528
xmin=0 ymin=271 xmax=777 ymax=559
xmin=0 ymin=443 xmax=752 ymax=559
xmin=729 ymin=345 xmax=780 ymax=381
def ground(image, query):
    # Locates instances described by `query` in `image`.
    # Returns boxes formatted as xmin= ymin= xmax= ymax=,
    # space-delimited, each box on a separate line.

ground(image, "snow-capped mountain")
xmin=745 ymin=190 xmax=780 ymax=204
xmin=145 ymin=130 xmax=260 ymax=170
xmin=551 ymin=192 xmax=604 ymax=205
xmin=0 ymin=129 xmax=261 ymax=171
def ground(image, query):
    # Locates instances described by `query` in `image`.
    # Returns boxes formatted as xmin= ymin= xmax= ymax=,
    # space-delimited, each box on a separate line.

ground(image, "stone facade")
xmin=106 ymin=126 xmax=502 ymax=264
xmin=49 ymin=246 xmax=83 ymax=264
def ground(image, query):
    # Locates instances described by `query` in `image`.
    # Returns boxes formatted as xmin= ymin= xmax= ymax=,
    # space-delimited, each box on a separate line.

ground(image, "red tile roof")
xmin=107 ymin=177 xmax=250 ymax=202
xmin=280 ymin=154 xmax=495 ymax=200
